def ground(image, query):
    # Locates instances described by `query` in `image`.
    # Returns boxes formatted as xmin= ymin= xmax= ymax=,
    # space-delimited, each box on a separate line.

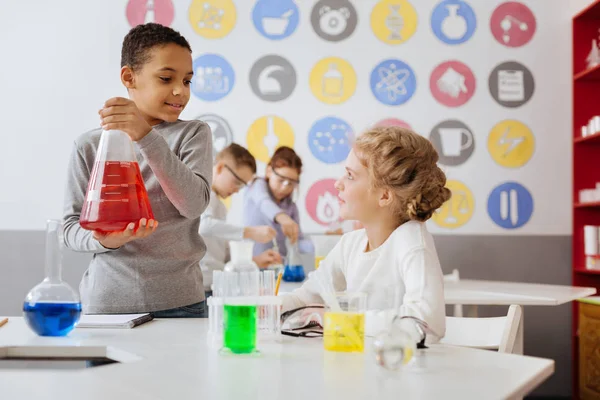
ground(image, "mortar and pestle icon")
xmin=262 ymin=9 xmax=294 ymax=35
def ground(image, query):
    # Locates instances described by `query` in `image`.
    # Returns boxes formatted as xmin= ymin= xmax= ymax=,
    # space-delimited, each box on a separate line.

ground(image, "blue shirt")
xmin=243 ymin=178 xmax=314 ymax=258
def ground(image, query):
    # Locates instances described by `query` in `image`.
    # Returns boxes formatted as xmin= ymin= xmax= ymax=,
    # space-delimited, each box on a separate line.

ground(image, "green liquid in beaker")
xmin=224 ymin=304 xmax=257 ymax=354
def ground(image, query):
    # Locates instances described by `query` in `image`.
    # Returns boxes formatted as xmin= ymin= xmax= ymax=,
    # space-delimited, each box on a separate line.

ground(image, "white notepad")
xmin=77 ymin=313 xmax=153 ymax=329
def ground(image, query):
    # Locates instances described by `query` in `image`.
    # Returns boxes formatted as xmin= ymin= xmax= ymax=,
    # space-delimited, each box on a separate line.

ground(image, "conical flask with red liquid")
xmin=80 ymin=130 xmax=154 ymax=233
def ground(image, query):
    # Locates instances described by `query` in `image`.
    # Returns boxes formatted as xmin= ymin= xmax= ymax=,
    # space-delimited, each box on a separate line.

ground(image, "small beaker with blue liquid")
xmin=23 ymin=219 xmax=82 ymax=336
xmin=282 ymin=238 xmax=305 ymax=282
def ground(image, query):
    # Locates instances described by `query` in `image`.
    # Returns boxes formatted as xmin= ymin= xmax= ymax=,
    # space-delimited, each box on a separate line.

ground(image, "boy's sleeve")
xmin=246 ymin=179 xmax=284 ymax=222
xmin=398 ymin=248 xmax=446 ymax=343
xmin=136 ymin=121 xmax=212 ymax=219
xmin=62 ymin=143 xmax=116 ymax=253
xmin=280 ymin=237 xmax=346 ymax=312
xmin=200 ymin=204 xmax=244 ymax=241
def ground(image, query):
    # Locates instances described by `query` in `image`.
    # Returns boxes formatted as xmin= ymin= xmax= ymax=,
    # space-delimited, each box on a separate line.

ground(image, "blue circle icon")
xmin=370 ymin=59 xmax=416 ymax=106
xmin=487 ymin=182 xmax=533 ymax=229
xmin=192 ymin=54 xmax=235 ymax=101
xmin=308 ymin=117 xmax=353 ymax=164
xmin=252 ymin=0 xmax=300 ymax=40
xmin=431 ymin=0 xmax=477 ymax=45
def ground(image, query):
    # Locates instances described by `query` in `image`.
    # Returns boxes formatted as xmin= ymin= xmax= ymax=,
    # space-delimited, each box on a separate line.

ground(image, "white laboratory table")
xmin=279 ymin=279 xmax=596 ymax=354
xmin=0 ymin=317 xmax=553 ymax=400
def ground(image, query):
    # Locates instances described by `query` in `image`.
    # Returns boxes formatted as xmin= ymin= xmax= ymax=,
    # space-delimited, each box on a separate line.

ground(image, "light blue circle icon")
xmin=308 ymin=117 xmax=353 ymax=164
xmin=431 ymin=0 xmax=477 ymax=45
xmin=252 ymin=0 xmax=300 ymax=40
xmin=370 ymin=59 xmax=416 ymax=106
xmin=487 ymin=182 xmax=533 ymax=229
xmin=191 ymin=54 xmax=235 ymax=101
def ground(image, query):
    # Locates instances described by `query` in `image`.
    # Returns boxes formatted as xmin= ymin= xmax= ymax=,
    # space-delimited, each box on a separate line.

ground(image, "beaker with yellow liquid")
xmin=323 ymin=292 xmax=366 ymax=353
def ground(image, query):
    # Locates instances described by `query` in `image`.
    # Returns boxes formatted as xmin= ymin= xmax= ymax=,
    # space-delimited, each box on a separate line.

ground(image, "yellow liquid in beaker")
xmin=315 ymin=256 xmax=325 ymax=270
xmin=323 ymin=311 xmax=365 ymax=353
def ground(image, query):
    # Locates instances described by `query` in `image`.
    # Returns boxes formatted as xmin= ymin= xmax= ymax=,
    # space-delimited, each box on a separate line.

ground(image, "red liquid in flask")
xmin=80 ymin=161 xmax=154 ymax=233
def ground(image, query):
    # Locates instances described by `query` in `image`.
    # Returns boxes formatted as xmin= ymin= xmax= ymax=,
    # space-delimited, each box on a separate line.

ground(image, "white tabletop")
xmin=280 ymin=279 xmax=597 ymax=306
xmin=0 ymin=317 xmax=553 ymax=400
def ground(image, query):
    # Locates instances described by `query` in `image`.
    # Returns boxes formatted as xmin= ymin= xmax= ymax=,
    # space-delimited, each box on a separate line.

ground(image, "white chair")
xmin=443 ymin=269 xmax=463 ymax=317
xmin=440 ymin=304 xmax=523 ymax=354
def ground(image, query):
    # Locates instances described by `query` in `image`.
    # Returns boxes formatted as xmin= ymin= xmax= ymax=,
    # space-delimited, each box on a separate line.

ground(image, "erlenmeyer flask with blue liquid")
xmin=282 ymin=238 xmax=305 ymax=282
xmin=23 ymin=220 xmax=81 ymax=336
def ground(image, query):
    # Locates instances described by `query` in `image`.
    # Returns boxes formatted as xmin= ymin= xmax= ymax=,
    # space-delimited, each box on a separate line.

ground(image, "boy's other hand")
xmin=99 ymin=97 xmax=152 ymax=141
xmin=253 ymin=250 xmax=282 ymax=269
xmin=244 ymin=226 xmax=277 ymax=243
xmin=93 ymin=218 xmax=158 ymax=249
xmin=275 ymin=213 xmax=299 ymax=244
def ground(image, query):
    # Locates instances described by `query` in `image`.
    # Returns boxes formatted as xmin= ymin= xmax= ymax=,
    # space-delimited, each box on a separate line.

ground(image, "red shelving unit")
xmin=573 ymin=2 xmax=600 ymax=396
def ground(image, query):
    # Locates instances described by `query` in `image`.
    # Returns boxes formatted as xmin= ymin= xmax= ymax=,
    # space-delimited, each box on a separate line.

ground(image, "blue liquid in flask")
xmin=23 ymin=302 xmax=81 ymax=337
xmin=282 ymin=265 xmax=305 ymax=282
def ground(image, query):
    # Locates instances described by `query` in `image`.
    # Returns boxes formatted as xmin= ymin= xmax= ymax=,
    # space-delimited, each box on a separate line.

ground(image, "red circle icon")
xmin=490 ymin=2 xmax=536 ymax=48
xmin=373 ymin=118 xmax=412 ymax=129
xmin=126 ymin=0 xmax=174 ymax=28
xmin=305 ymin=179 xmax=342 ymax=226
xmin=430 ymin=61 xmax=476 ymax=108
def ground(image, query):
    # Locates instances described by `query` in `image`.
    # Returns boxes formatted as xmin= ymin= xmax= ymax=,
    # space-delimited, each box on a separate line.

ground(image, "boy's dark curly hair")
xmin=121 ymin=23 xmax=192 ymax=71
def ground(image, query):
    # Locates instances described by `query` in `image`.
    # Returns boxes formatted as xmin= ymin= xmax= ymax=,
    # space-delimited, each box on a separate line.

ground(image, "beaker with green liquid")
xmin=222 ymin=241 xmax=260 ymax=354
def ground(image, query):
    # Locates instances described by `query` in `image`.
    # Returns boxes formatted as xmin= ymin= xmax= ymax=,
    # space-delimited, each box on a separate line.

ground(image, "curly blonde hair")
xmin=354 ymin=126 xmax=451 ymax=223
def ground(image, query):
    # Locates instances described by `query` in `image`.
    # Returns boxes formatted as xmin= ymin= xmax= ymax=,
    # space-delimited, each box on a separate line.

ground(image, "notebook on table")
xmin=77 ymin=313 xmax=153 ymax=329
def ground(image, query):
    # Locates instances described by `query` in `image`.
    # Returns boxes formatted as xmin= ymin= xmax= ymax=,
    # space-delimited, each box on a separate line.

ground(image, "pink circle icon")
xmin=373 ymin=119 xmax=412 ymax=129
xmin=430 ymin=60 xmax=476 ymax=108
xmin=126 ymin=0 xmax=174 ymax=28
xmin=490 ymin=2 xmax=536 ymax=48
xmin=305 ymin=179 xmax=342 ymax=227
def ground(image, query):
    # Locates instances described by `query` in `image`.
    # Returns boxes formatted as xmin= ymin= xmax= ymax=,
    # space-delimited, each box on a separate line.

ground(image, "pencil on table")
xmin=0 ymin=318 xmax=8 ymax=328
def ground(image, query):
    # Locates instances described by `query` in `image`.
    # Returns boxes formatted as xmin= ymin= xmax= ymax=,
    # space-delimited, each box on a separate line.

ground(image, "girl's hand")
xmin=253 ymin=250 xmax=283 ymax=269
xmin=275 ymin=213 xmax=299 ymax=244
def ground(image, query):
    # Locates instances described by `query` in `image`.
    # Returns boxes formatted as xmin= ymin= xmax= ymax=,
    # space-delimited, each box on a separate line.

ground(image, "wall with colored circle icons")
xmin=127 ymin=0 xmax=174 ymax=27
xmin=305 ymin=179 xmax=342 ymax=226
xmin=310 ymin=57 xmax=357 ymax=104
xmin=188 ymin=0 xmax=237 ymax=39
xmin=246 ymin=116 xmax=295 ymax=164
xmin=431 ymin=180 xmax=475 ymax=230
xmin=191 ymin=54 xmax=235 ymax=101
xmin=431 ymin=0 xmax=477 ymax=45
xmin=488 ymin=120 xmax=535 ymax=168
xmin=487 ymin=182 xmax=533 ymax=229
xmin=252 ymin=0 xmax=299 ymax=40
xmin=112 ymin=0 xmax=569 ymax=237
xmin=370 ymin=59 xmax=416 ymax=106
xmin=371 ymin=0 xmax=418 ymax=45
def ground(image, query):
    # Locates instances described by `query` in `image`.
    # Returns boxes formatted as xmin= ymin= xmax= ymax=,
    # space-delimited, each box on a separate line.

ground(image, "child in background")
xmin=63 ymin=23 xmax=212 ymax=317
xmin=243 ymin=147 xmax=314 ymax=258
xmin=280 ymin=127 xmax=450 ymax=342
xmin=200 ymin=144 xmax=282 ymax=296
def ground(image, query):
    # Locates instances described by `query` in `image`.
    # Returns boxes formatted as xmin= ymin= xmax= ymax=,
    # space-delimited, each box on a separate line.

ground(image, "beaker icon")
xmin=322 ymin=63 xmax=343 ymax=97
xmin=80 ymin=130 xmax=154 ymax=233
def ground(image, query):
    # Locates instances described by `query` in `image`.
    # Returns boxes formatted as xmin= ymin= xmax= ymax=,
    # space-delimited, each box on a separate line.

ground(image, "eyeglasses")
xmin=272 ymin=169 xmax=300 ymax=188
xmin=224 ymin=164 xmax=249 ymax=188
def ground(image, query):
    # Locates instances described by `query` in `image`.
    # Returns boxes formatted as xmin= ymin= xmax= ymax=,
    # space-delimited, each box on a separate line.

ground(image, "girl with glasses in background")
xmin=243 ymin=146 xmax=314 ymax=259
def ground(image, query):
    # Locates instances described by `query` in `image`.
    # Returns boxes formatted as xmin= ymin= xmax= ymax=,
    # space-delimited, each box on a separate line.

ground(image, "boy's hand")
xmin=275 ymin=213 xmax=299 ymax=244
xmin=99 ymin=97 xmax=152 ymax=141
xmin=253 ymin=250 xmax=283 ymax=269
xmin=93 ymin=218 xmax=158 ymax=249
xmin=244 ymin=226 xmax=277 ymax=243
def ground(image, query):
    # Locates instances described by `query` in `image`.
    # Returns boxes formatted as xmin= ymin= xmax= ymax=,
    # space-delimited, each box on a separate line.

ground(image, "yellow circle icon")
xmin=431 ymin=180 xmax=474 ymax=229
xmin=371 ymin=0 xmax=418 ymax=45
xmin=309 ymin=57 xmax=357 ymax=105
xmin=488 ymin=120 xmax=535 ymax=168
xmin=247 ymin=116 xmax=295 ymax=164
xmin=189 ymin=0 xmax=236 ymax=39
